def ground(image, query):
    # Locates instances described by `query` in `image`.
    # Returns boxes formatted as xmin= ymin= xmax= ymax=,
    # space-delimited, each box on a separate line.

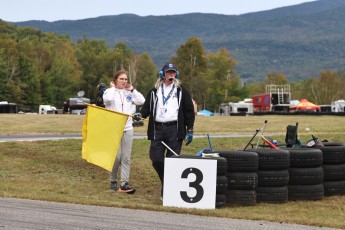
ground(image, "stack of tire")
xmin=214 ymin=157 xmax=228 ymax=208
xmin=246 ymin=149 xmax=290 ymax=203
xmin=218 ymin=150 xmax=259 ymax=206
xmin=287 ymin=148 xmax=324 ymax=201
xmin=318 ymin=142 xmax=345 ymax=196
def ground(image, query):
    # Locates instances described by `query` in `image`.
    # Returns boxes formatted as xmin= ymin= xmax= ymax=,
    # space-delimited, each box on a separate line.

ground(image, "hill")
xmin=12 ymin=0 xmax=345 ymax=82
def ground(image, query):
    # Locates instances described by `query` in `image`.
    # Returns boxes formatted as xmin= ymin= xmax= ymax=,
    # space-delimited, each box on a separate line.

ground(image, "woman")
xmin=103 ymin=70 xmax=145 ymax=193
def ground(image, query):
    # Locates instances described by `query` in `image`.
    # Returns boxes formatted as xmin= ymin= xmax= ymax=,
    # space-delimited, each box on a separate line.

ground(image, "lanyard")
xmin=116 ymin=89 xmax=125 ymax=112
xmin=161 ymin=84 xmax=175 ymax=105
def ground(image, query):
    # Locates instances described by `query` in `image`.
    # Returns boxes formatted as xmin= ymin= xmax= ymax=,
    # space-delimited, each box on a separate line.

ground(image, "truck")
xmin=63 ymin=91 xmax=90 ymax=115
xmin=39 ymin=105 xmax=57 ymax=114
xmin=252 ymin=84 xmax=291 ymax=112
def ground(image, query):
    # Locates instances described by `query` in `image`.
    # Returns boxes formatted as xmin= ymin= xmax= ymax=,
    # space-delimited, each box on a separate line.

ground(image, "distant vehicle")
xmin=0 ymin=101 xmax=18 ymax=113
xmin=332 ymin=100 xmax=345 ymax=112
xmin=39 ymin=105 xmax=57 ymax=114
xmin=63 ymin=91 xmax=90 ymax=115
xmin=252 ymin=84 xmax=291 ymax=112
xmin=219 ymin=99 xmax=253 ymax=116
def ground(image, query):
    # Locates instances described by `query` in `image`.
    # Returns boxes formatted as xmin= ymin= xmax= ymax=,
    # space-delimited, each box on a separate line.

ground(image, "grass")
xmin=0 ymin=114 xmax=345 ymax=228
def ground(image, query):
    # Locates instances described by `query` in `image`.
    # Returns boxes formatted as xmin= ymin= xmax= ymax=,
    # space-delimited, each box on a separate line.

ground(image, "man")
xmin=103 ymin=70 xmax=145 ymax=193
xmin=140 ymin=63 xmax=195 ymax=197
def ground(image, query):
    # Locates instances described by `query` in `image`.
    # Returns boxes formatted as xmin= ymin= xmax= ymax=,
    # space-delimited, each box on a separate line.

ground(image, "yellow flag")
xmin=82 ymin=104 xmax=129 ymax=171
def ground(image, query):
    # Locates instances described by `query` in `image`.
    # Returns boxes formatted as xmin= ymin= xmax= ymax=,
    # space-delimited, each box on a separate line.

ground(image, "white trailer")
xmin=219 ymin=99 xmax=253 ymax=116
xmin=331 ymin=100 xmax=345 ymax=112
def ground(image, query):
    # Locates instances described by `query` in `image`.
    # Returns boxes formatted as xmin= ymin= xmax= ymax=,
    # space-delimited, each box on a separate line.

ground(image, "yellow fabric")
xmin=82 ymin=104 xmax=129 ymax=171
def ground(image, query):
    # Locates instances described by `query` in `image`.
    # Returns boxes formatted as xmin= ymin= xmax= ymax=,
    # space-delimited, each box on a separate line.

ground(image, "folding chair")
xmin=285 ymin=122 xmax=299 ymax=147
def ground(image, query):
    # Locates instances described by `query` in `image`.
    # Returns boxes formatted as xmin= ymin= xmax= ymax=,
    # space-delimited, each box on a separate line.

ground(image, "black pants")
xmin=149 ymin=124 xmax=182 ymax=186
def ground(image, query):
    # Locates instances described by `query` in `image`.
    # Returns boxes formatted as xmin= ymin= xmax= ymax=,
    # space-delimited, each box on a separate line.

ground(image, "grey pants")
xmin=110 ymin=129 xmax=134 ymax=183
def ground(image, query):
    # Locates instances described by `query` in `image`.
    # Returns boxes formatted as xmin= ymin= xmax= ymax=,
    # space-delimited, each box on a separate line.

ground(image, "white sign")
xmin=163 ymin=157 xmax=217 ymax=209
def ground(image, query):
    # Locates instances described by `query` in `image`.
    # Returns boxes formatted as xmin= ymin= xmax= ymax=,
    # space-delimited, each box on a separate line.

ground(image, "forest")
xmin=13 ymin=0 xmax=345 ymax=82
xmin=1 ymin=20 xmax=345 ymax=112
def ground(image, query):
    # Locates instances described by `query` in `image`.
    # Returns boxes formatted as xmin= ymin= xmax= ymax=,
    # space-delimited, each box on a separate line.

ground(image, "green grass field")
xmin=0 ymin=114 xmax=344 ymax=228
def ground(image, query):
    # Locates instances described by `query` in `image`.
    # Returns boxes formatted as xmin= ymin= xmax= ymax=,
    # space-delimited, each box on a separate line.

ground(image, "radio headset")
xmin=158 ymin=63 xmax=179 ymax=79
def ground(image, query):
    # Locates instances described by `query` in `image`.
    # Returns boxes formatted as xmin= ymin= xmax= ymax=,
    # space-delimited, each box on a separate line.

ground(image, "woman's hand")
xmin=125 ymin=83 xmax=134 ymax=91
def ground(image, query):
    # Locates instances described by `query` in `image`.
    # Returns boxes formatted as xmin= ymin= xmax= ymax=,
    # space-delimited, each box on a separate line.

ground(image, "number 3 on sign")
xmin=163 ymin=158 xmax=217 ymax=209
xmin=180 ymin=167 xmax=204 ymax=203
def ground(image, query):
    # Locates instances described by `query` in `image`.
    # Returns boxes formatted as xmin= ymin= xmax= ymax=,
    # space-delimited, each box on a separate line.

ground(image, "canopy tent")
xmin=197 ymin=109 xmax=213 ymax=116
xmin=290 ymin=99 xmax=320 ymax=111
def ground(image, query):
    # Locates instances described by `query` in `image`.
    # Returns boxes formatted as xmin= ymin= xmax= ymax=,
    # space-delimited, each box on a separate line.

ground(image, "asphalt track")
xmin=0 ymin=198 xmax=340 ymax=230
xmin=0 ymin=134 xmax=341 ymax=230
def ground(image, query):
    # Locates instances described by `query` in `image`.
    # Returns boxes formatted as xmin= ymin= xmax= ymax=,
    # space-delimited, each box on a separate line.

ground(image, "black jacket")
xmin=140 ymin=84 xmax=195 ymax=140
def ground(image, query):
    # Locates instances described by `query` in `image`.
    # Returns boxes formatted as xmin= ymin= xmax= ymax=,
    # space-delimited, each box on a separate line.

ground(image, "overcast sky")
xmin=0 ymin=0 xmax=317 ymax=22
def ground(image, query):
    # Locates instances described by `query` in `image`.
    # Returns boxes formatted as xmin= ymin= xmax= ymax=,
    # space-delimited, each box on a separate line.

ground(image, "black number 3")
xmin=180 ymin=167 xmax=204 ymax=203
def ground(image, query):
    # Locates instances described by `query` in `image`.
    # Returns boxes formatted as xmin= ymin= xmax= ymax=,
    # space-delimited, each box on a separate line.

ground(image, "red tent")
xmin=291 ymin=99 xmax=320 ymax=111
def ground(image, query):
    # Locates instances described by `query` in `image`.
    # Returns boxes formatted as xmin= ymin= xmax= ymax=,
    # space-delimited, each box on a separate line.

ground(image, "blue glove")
xmin=133 ymin=112 xmax=142 ymax=122
xmin=185 ymin=129 xmax=193 ymax=146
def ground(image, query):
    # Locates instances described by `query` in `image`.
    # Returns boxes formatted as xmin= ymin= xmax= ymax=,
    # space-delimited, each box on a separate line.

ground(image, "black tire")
xmin=288 ymin=184 xmax=324 ymax=201
xmin=288 ymin=148 xmax=323 ymax=168
xmin=257 ymin=170 xmax=289 ymax=187
xmin=323 ymin=164 xmax=345 ymax=181
xmin=245 ymin=149 xmax=290 ymax=170
xmin=322 ymin=142 xmax=345 ymax=146
xmin=323 ymin=180 xmax=345 ymax=196
xmin=256 ymin=186 xmax=288 ymax=203
xmin=218 ymin=150 xmax=258 ymax=172
xmin=215 ymin=194 xmax=226 ymax=208
xmin=226 ymin=172 xmax=258 ymax=190
xmin=288 ymin=167 xmax=324 ymax=185
xmin=315 ymin=145 xmax=345 ymax=164
xmin=225 ymin=189 xmax=256 ymax=206
xmin=216 ymin=175 xmax=228 ymax=194
xmin=214 ymin=157 xmax=228 ymax=176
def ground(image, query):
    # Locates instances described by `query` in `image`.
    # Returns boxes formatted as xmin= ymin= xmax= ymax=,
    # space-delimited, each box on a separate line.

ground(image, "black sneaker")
xmin=118 ymin=182 xmax=136 ymax=194
xmin=110 ymin=181 xmax=118 ymax=191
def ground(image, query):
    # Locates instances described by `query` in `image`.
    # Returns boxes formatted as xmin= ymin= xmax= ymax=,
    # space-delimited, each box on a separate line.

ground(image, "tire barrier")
xmin=287 ymin=148 xmax=324 ymax=201
xmin=256 ymin=186 xmax=288 ymax=203
xmin=171 ymin=141 xmax=345 ymax=208
xmin=225 ymin=189 xmax=256 ymax=206
xmin=316 ymin=145 xmax=345 ymax=164
xmin=245 ymin=149 xmax=290 ymax=170
xmin=315 ymin=144 xmax=345 ymax=196
xmin=247 ymin=149 xmax=290 ymax=203
xmin=218 ymin=150 xmax=258 ymax=172
xmin=219 ymin=150 xmax=259 ymax=206
xmin=289 ymin=148 xmax=323 ymax=168
xmin=288 ymin=184 xmax=324 ymax=200
xmin=322 ymin=141 xmax=345 ymax=146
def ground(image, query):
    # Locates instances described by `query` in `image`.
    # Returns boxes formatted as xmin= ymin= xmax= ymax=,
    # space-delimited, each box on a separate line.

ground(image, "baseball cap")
xmin=163 ymin=63 xmax=177 ymax=72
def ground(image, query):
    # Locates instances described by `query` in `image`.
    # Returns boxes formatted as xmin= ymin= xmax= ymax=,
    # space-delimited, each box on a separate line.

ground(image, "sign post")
xmin=163 ymin=157 xmax=217 ymax=209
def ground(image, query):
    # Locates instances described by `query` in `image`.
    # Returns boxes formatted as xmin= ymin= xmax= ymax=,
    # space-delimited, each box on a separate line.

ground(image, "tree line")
xmin=1 ymin=20 xmax=345 ymax=112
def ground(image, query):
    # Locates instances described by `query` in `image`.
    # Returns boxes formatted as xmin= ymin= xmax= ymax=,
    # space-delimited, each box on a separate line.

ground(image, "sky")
xmin=0 ymin=0 xmax=317 ymax=22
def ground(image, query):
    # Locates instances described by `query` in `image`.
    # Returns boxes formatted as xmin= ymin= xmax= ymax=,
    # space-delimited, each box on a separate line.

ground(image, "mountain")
xmin=12 ymin=0 xmax=345 ymax=82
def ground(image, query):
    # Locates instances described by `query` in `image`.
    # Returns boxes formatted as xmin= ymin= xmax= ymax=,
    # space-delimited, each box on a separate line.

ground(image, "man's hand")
xmin=185 ymin=129 xmax=193 ymax=146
